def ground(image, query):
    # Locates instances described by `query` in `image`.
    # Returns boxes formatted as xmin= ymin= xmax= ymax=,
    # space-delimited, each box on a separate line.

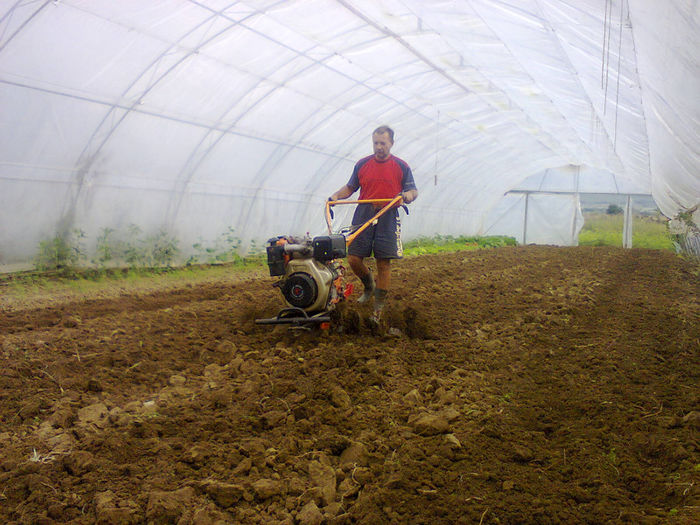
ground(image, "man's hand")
xmin=327 ymin=196 xmax=335 ymax=219
xmin=400 ymin=190 xmax=418 ymax=204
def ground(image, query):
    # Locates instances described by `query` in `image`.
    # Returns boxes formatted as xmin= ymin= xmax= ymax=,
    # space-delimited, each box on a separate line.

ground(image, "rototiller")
xmin=255 ymin=195 xmax=406 ymax=328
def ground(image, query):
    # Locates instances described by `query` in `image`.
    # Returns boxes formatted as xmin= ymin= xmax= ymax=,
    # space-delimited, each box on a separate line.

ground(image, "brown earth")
xmin=0 ymin=246 xmax=698 ymax=525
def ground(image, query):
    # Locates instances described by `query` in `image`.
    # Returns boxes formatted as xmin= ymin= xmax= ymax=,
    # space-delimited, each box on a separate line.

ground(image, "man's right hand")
xmin=400 ymin=189 xmax=417 ymax=204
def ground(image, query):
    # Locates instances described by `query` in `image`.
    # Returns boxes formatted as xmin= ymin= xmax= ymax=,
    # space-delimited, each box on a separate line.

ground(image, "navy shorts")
xmin=347 ymin=204 xmax=403 ymax=259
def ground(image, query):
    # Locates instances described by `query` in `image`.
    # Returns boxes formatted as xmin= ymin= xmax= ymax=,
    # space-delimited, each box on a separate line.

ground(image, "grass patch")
xmin=0 ymin=259 xmax=267 ymax=308
xmin=579 ymin=213 xmax=674 ymax=250
xmin=403 ymin=235 xmax=517 ymax=256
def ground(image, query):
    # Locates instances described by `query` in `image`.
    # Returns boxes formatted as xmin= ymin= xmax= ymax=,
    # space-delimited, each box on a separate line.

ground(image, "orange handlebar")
xmin=325 ymin=195 xmax=404 ymax=247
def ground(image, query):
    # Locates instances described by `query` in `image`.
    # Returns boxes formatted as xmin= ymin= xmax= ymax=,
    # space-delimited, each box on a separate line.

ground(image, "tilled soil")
xmin=0 ymin=246 xmax=698 ymax=524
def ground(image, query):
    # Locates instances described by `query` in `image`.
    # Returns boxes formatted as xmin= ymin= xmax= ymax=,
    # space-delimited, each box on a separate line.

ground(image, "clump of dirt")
xmin=0 ymin=246 xmax=698 ymax=524
xmin=399 ymin=306 xmax=435 ymax=339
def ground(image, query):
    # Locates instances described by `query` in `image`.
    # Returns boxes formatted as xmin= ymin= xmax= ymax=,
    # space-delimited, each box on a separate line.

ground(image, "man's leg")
xmin=371 ymin=211 xmax=400 ymax=316
xmin=375 ymin=258 xmax=391 ymax=290
xmin=374 ymin=258 xmax=391 ymax=313
xmin=348 ymin=254 xmax=374 ymax=303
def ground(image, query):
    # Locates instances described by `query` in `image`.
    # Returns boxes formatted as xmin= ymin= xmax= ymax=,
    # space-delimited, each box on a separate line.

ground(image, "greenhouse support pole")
xmin=622 ymin=195 xmax=633 ymax=248
xmin=571 ymin=166 xmax=580 ymax=245
xmin=570 ymin=194 xmax=579 ymax=246
xmin=522 ymin=192 xmax=530 ymax=245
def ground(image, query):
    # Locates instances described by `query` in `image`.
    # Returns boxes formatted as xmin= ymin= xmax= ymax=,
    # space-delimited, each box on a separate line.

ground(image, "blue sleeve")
xmin=347 ymin=164 xmax=360 ymax=191
xmin=400 ymin=162 xmax=417 ymax=192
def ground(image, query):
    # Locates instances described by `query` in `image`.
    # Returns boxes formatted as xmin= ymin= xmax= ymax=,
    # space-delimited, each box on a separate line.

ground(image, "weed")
xmin=142 ymin=229 xmax=180 ymax=267
xmin=33 ymin=229 xmax=86 ymax=272
xmin=123 ymin=224 xmax=144 ymax=267
xmin=188 ymin=228 xmax=265 ymax=267
xmin=189 ymin=227 xmax=243 ymax=265
xmin=94 ymin=227 xmax=117 ymax=266
xmin=676 ymin=209 xmax=698 ymax=230
xmin=91 ymin=225 xmax=179 ymax=269
xmin=669 ymin=207 xmax=700 ymax=257
xmin=28 ymin=448 xmax=56 ymax=464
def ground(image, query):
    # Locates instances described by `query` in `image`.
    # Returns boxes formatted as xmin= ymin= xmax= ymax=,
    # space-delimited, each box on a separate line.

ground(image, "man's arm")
xmin=329 ymin=184 xmax=356 ymax=201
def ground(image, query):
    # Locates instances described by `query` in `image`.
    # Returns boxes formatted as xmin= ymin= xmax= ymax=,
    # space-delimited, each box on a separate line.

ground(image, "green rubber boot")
xmin=357 ymin=273 xmax=375 ymax=304
xmin=373 ymin=288 xmax=388 ymax=315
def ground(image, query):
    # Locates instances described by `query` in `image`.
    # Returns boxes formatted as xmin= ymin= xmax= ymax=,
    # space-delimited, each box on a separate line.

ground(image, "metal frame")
xmin=505 ymin=190 xmax=652 ymax=247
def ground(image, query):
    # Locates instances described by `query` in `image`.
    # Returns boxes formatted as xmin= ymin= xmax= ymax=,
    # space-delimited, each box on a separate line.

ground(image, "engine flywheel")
xmin=282 ymin=273 xmax=318 ymax=308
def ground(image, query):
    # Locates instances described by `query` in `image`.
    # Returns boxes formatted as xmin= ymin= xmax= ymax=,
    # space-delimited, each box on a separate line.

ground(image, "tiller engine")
xmin=255 ymin=233 xmax=348 ymax=327
xmin=255 ymin=195 xmax=405 ymax=328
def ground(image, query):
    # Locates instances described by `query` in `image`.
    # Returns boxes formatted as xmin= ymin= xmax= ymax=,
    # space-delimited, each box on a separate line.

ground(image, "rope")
xmin=434 ymin=109 xmax=440 ymax=186
xmin=613 ymin=0 xmax=625 ymax=151
xmin=602 ymin=0 xmax=613 ymax=115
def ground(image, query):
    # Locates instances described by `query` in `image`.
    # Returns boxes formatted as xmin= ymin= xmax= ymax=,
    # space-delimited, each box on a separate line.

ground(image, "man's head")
xmin=372 ymin=125 xmax=394 ymax=161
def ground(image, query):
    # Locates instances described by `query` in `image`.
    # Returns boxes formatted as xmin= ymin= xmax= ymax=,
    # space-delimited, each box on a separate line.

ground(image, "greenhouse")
xmin=1 ymin=1 xmax=698 ymax=524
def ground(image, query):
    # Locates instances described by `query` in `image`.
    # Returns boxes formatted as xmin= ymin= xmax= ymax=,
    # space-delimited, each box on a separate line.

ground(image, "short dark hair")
xmin=373 ymin=125 xmax=394 ymax=142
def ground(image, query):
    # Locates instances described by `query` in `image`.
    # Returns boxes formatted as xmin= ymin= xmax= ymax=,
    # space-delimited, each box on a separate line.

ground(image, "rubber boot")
xmin=373 ymin=288 xmax=388 ymax=316
xmin=357 ymin=273 xmax=375 ymax=304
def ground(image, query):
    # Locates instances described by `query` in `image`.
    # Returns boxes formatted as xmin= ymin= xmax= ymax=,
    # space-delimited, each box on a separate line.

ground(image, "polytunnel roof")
xmin=0 ymin=0 xmax=698 ymax=266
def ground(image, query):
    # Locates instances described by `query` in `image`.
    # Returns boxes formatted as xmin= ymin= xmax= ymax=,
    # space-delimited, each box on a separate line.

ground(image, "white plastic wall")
xmin=0 ymin=1 xmax=698 ymax=268
xmin=484 ymin=192 xmax=584 ymax=246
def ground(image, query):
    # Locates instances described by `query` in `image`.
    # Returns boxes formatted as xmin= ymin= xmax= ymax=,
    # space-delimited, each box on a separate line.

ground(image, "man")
xmin=329 ymin=125 xmax=418 ymax=317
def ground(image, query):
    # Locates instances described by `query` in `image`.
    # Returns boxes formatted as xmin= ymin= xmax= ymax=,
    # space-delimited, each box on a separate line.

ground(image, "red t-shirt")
xmin=347 ymin=155 xmax=416 ymax=200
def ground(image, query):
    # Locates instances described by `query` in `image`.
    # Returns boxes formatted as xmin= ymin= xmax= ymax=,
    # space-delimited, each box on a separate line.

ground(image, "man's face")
xmin=373 ymin=132 xmax=393 ymax=161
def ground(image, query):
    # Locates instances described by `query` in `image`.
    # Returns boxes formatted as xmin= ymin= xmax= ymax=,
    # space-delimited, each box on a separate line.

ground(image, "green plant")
xmin=94 ymin=227 xmax=117 ymax=266
xmin=669 ymin=207 xmax=699 ymax=257
xmin=143 ymin=229 xmax=179 ymax=267
xmin=34 ymin=229 xmax=86 ymax=272
xmin=221 ymin=227 xmax=244 ymax=262
xmin=246 ymin=238 xmax=265 ymax=264
xmin=185 ymin=227 xmax=268 ymax=267
xmin=123 ymin=224 xmax=144 ymax=268
xmin=189 ymin=227 xmax=243 ymax=265
xmin=606 ymin=204 xmax=623 ymax=215
xmin=676 ymin=209 xmax=698 ymax=230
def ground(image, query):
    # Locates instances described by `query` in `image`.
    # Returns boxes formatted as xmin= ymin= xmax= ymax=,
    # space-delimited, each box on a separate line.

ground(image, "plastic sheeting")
xmin=483 ymin=165 xmax=651 ymax=245
xmin=484 ymin=192 xmax=584 ymax=246
xmin=0 ymin=1 xmax=698 ymax=267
